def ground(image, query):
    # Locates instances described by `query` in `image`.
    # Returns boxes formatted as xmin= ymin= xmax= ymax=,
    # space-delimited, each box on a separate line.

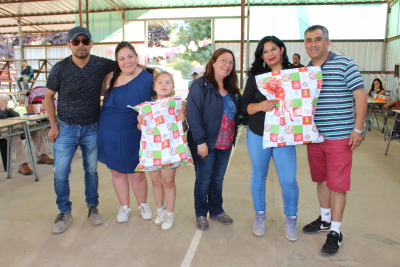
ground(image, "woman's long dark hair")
xmin=203 ymin=48 xmax=239 ymax=94
xmin=369 ymin=78 xmax=384 ymax=92
xmin=248 ymin=36 xmax=290 ymax=76
xmin=105 ymin=41 xmax=137 ymax=99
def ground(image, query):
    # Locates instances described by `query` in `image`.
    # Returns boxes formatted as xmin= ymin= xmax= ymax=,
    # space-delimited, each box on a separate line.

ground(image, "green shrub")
xmin=166 ymin=61 xmax=193 ymax=79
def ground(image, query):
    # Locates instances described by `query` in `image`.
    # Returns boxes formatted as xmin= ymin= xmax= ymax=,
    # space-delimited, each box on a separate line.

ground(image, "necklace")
xmin=219 ymin=89 xmax=228 ymax=96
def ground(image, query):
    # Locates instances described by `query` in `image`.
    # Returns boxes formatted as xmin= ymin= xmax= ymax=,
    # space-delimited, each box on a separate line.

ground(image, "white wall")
xmin=19 ymin=43 xmax=146 ymax=88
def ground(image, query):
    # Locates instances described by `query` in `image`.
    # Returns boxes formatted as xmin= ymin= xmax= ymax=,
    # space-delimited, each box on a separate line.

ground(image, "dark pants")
xmin=189 ymin=141 xmax=232 ymax=217
xmin=387 ymin=111 xmax=400 ymax=134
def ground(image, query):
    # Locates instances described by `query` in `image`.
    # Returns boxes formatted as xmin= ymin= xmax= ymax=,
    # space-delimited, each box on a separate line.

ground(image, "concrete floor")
xmin=1 ymin=122 xmax=400 ymax=267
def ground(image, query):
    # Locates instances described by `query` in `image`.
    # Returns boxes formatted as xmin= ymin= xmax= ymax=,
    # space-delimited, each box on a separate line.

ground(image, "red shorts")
xmin=307 ymin=138 xmax=353 ymax=192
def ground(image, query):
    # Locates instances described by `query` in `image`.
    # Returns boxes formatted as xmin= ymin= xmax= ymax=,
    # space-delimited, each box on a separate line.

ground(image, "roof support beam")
xmin=0 ymin=0 xmax=59 ymax=3
xmin=0 ymin=21 xmax=75 ymax=27
xmin=86 ymin=0 xmax=89 ymax=29
xmin=79 ymin=0 xmax=83 ymax=26
xmin=0 ymin=2 xmax=389 ymax=18
xmin=0 ymin=6 xmax=45 ymax=31
xmin=104 ymin=0 xmax=125 ymax=14
xmin=0 ymin=30 xmax=70 ymax=34
xmin=240 ymin=0 xmax=245 ymax=89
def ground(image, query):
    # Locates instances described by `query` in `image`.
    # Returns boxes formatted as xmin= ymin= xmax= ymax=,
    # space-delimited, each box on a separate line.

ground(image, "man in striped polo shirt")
xmin=302 ymin=25 xmax=367 ymax=256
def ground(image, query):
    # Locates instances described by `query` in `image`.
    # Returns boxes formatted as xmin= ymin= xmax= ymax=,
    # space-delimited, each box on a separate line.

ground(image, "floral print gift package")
xmin=255 ymin=67 xmax=324 ymax=149
xmin=131 ymin=96 xmax=194 ymax=172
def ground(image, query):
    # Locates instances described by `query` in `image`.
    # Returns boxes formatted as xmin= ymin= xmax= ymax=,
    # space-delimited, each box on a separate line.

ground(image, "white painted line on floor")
xmin=180 ymin=230 xmax=203 ymax=267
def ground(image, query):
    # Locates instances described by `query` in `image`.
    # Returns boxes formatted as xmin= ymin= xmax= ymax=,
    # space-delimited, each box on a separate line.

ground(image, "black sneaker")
xmin=303 ymin=216 xmax=331 ymax=234
xmin=390 ymin=134 xmax=400 ymax=140
xmin=321 ymin=230 xmax=343 ymax=256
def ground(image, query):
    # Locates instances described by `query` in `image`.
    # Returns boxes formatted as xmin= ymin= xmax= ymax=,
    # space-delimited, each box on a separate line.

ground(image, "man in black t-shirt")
xmin=290 ymin=53 xmax=304 ymax=68
xmin=45 ymin=26 xmax=116 ymax=234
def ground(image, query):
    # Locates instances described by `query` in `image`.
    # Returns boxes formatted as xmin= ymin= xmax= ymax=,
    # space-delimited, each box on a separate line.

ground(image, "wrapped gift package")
xmin=132 ymin=96 xmax=193 ymax=172
xmin=255 ymin=67 xmax=324 ymax=149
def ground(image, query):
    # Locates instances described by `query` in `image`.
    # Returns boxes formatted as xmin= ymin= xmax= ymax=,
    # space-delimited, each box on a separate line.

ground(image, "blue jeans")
xmin=53 ymin=120 xmax=99 ymax=213
xmin=189 ymin=142 xmax=232 ymax=217
xmin=246 ymin=127 xmax=299 ymax=216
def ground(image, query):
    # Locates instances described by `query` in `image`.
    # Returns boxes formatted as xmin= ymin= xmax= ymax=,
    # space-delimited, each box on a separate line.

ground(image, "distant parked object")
xmin=0 ymin=63 xmax=16 ymax=83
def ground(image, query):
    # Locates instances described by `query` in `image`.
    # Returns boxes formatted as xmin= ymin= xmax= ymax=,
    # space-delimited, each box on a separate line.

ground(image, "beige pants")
xmin=12 ymin=130 xmax=50 ymax=164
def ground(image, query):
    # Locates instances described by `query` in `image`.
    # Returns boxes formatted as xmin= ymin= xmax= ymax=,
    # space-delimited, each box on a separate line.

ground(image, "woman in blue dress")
xmin=97 ymin=42 xmax=154 ymax=223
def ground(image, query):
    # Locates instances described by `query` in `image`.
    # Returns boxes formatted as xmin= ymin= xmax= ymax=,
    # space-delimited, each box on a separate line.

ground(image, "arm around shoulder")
xmin=102 ymin=72 xmax=113 ymax=95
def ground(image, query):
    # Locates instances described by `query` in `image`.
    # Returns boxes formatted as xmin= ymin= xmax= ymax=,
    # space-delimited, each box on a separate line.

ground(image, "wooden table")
xmin=0 ymin=118 xmax=39 ymax=181
xmin=364 ymin=98 xmax=388 ymax=140
xmin=385 ymin=110 xmax=400 ymax=155
xmin=12 ymin=114 xmax=49 ymax=121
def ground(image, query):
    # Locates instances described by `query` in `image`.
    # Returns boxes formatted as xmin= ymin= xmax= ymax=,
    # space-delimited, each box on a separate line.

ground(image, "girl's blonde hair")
xmin=153 ymin=71 xmax=175 ymax=99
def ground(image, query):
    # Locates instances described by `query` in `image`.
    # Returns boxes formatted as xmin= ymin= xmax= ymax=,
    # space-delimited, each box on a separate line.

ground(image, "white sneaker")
xmin=161 ymin=213 xmax=174 ymax=231
xmin=154 ymin=206 xmax=167 ymax=225
xmin=139 ymin=203 xmax=152 ymax=220
xmin=117 ymin=205 xmax=131 ymax=223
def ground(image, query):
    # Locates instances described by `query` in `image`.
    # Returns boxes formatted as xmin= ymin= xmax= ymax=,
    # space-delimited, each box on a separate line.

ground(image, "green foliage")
xmin=166 ymin=60 xmax=193 ymax=79
xmin=168 ymin=20 xmax=212 ymax=65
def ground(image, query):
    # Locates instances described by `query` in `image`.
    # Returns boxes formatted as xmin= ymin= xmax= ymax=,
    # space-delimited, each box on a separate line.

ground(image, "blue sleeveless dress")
xmin=97 ymin=70 xmax=153 ymax=173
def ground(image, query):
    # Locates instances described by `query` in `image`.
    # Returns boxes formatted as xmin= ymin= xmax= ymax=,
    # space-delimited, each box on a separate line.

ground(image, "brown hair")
xmin=105 ymin=41 xmax=137 ymax=99
xmin=204 ymin=48 xmax=239 ymax=94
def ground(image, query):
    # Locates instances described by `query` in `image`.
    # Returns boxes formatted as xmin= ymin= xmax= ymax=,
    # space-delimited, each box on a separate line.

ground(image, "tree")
xmin=169 ymin=20 xmax=212 ymax=65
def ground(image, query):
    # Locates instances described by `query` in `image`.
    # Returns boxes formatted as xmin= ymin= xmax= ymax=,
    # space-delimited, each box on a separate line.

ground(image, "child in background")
xmin=137 ymin=72 xmax=187 ymax=230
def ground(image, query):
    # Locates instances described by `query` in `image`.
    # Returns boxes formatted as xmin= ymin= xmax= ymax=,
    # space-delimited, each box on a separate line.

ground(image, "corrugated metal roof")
xmin=0 ymin=0 xmax=391 ymax=33
xmin=0 ymin=0 xmax=390 ymax=16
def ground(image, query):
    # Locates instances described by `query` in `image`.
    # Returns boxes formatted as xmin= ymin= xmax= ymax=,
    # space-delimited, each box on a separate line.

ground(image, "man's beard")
xmin=73 ymin=50 xmax=89 ymax=59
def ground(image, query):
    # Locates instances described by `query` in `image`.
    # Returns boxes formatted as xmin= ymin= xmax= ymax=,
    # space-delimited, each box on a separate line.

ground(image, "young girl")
xmin=137 ymin=72 xmax=187 ymax=230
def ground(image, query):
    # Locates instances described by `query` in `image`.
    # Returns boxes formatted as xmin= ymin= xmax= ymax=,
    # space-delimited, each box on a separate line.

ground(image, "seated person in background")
xmin=384 ymin=97 xmax=400 ymax=140
xmin=17 ymin=60 xmax=33 ymax=91
xmin=188 ymin=72 xmax=198 ymax=90
xmin=290 ymin=53 xmax=304 ymax=68
xmin=367 ymin=78 xmax=386 ymax=98
xmin=0 ymin=95 xmax=53 ymax=175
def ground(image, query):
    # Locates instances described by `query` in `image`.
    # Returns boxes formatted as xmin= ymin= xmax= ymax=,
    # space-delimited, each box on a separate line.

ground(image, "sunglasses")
xmin=70 ymin=38 xmax=91 ymax=46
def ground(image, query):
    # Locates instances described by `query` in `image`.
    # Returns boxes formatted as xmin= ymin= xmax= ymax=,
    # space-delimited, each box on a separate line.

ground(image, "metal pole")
xmin=122 ymin=12 xmax=126 ymax=41
xmin=382 ymin=4 xmax=390 ymax=75
xmin=18 ymin=16 xmax=23 ymax=60
xmin=86 ymin=0 xmax=89 ymax=29
xmin=246 ymin=0 xmax=250 ymax=87
xmin=211 ymin=19 xmax=215 ymax=53
xmin=144 ymin=20 xmax=148 ymax=66
xmin=240 ymin=0 xmax=245 ymax=89
xmin=79 ymin=0 xmax=83 ymax=26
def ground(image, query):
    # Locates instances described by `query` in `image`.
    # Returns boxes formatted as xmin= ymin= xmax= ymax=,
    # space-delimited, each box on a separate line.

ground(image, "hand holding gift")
xmin=255 ymin=67 xmax=324 ymax=148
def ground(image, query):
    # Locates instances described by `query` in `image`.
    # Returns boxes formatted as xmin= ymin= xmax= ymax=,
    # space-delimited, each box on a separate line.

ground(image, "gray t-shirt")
xmin=46 ymin=55 xmax=115 ymax=125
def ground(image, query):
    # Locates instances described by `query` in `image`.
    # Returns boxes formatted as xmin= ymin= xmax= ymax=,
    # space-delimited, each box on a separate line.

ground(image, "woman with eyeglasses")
xmin=241 ymin=36 xmax=299 ymax=241
xmin=187 ymin=48 xmax=242 ymax=230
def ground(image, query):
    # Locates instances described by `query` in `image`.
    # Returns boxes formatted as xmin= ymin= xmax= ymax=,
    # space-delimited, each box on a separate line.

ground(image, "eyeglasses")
xmin=219 ymin=58 xmax=235 ymax=67
xmin=70 ymin=38 xmax=91 ymax=46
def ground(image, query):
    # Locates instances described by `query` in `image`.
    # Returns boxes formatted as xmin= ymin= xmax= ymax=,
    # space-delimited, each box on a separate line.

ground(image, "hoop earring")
xmin=263 ymin=61 xmax=265 ymax=68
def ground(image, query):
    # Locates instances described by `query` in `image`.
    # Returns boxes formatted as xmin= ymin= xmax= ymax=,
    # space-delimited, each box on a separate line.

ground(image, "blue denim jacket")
xmin=187 ymin=77 xmax=242 ymax=148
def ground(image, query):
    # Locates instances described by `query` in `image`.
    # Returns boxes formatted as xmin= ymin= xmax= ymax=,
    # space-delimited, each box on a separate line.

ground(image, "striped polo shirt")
xmin=308 ymin=52 xmax=364 ymax=140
